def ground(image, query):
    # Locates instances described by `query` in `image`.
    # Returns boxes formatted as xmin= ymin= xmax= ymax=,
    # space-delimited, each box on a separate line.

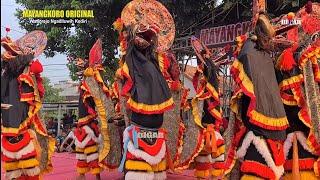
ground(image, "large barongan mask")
xmin=121 ymin=0 xmax=175 ymax=52
xmin=134 ymin=23 xmax=160 ymax=50
xmin=1 ymin=30 xmax=47 ymax=61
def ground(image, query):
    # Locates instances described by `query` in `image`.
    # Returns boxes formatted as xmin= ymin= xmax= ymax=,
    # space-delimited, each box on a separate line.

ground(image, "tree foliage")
xmin=42 ymin=77 xmax=65 ymax=102
xmin=15 ymin=0 xmax=216 ymax=81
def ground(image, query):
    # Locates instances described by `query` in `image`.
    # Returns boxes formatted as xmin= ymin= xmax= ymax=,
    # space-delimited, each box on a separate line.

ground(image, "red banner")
xmin=199 ymin=21 xmax=252 ymax=48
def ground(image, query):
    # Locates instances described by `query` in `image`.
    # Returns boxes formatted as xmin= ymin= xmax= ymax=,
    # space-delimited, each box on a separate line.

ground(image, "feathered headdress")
xmin=276 ymin=2 xmax=320 ymax=71
xmin=1 ymin=30 xmax=47 ymax=61
xmin=89 ymin=39 xmax=103 ymax=67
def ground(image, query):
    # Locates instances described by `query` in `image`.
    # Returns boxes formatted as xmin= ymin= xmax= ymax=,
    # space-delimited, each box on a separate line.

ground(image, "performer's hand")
xmin=1 ymin=104 xmax=12 ymax=109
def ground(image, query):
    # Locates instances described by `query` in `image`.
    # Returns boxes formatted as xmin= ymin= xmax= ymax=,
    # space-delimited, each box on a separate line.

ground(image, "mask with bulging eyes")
xmin=134 ymin=23 xmax=160 ymax=50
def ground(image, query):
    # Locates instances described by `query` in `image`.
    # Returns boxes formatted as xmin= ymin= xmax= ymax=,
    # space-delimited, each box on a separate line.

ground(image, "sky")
xmin=1 ymin=0 xmax=70 ymax=84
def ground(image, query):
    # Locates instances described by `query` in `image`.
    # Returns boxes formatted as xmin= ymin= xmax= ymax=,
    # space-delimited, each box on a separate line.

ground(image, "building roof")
xmin=53 ymin=80 xmax=79 ymax=102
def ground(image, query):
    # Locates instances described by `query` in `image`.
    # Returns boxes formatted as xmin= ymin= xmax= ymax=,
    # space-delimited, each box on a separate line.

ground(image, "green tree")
xmin=15 ymin=0 xmax=217 ymax=81
xmin=42 ymin=77 xmax=65 ymax=102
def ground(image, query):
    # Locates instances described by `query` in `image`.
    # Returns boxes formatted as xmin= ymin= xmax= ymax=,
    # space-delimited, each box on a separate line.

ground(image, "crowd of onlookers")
xmin=46 ymin=113 xmax=77 ymax=153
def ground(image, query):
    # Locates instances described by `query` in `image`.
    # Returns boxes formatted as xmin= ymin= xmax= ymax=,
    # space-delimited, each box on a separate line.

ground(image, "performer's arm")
xmin=1 ymin=74 xmax=12 ymax=109
xmin=1 ymin=73 xmax=9 ymax=101
xmin=1 ymin=104 xmax=12 ymax=109
xmin=59 ymin=131 xmax=74 ymax=152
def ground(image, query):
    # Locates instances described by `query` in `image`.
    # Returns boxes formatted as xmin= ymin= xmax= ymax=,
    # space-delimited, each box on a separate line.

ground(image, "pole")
xmin=292 ymin=133 xmax=300 ymax=180
xmin=57 ymin=104 xmax=61 ymax=136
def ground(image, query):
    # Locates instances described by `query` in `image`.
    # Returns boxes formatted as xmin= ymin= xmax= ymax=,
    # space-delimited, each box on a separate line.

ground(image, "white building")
xmin=53 ymin=80 xmax=79 ymax=102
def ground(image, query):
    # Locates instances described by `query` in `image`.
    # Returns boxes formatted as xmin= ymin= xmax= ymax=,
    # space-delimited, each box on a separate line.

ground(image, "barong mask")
xmin=254 ymin=13 xmax=277 ymax=51
xmin=74 ymin=39 xmax=102 ymax=79
xmin=191 ymin=36 xmax=212 ymax=66
xmin=121 ymin=0 xmax=175 ymax=52
xmin=1 ymin=30 xmax=47 ymax=60
xmin=88 ymin=39 xmax=102 ymax=67
xmin=253 ymin=13 xmax=298 ymax=52
xmin=1 ymin=31 xmax=47 ymax=78
xmin=133 ymin=23 xmax=160 ymax=50
xmin=286 ymin=2 xmax=320 ymax=48
xmin=1 ymin=39 xmax=32 ymax=78
xmin=1 ymin=37 xmax=25 ymax=60
xmin=251 ymin=1 xmax=295 ymax=50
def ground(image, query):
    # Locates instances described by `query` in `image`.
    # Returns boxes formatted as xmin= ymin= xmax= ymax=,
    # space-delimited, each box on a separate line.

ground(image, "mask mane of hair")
xmin=2 ymin=54 xmax=34 ymax=77
xmin=254 ymin=14 xmax=276 ymax=50
xmin=126 ymin=25 xmax=158 ymax=58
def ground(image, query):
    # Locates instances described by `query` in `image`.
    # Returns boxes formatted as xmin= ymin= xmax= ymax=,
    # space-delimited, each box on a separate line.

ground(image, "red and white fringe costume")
xmin=1 ymin=130 xmax=42 ymax=180
xmin=278 ymin=3 xmax=320 ymax=178
xmin=74 ymin=40 xmax=109 ymax=175
xmin=191 ymin=66 xmax=225 ymax=179
xmin=74 ymin=122 xmax=103 ymax=175
xmin=75 ymin=66 xmax=108 ymax=175
xmin=114 ymin=14 xmax=175 ymax=179
xmin=1 ymin=35 xmax=55 ymax=180
xmin=225 ymin=34 xmax=288 ymax=180
xmin=120 ymin=126 xmax=167 ymax=180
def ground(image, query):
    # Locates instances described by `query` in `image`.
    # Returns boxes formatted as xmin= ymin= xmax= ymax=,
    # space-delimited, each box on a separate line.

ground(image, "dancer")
xmin=275 ymin=3 xmax=320 ymax=179
xmin=73 ymin=41 xmax=105 ymax=179
xmin=74 ymin=38 xmax=123 ymax=179
xmin=158 ymin=50 xmax=191 ymax=171
xmin=224 ymin=13 xmax=290 ymax=179
xmin=1 ymin=31 xmax=55 ymax=179
xmin=59 ymin=124 xmax=76 ymax=152
xmin=189 ymin=36 xmax=226 ymax=179
xmin=115 ymin=0 xmax=175 ymax=179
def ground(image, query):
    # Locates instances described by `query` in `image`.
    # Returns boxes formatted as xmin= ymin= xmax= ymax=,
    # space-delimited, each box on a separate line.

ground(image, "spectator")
xmin=53 ymin=118 xmax=58 ymax=136
xmin=71 ymin=114 xmax=77 ymax=124
xmin=56 ymin=130 xmax=67 ymax=152
xmin=59 ymin=123 xmax=76 ymax=152
xmin=47 ymin=117 xmax=55 ymax=134
xmin=61 ymin=113 xmax=69 ymax=126
xmin=47 ymin=117 xmax=54 ymax=129
xmin=62 ymin=113 xmax=74 ymax=128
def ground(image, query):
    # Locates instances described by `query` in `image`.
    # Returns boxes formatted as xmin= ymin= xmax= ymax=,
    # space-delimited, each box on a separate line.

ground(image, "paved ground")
xmin=2 ymin=152 xmax=197 ymax=180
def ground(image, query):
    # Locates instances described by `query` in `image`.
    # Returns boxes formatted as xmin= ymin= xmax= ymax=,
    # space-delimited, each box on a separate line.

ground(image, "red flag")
xmin=89 ymin=39 xmax=102 ymax=66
